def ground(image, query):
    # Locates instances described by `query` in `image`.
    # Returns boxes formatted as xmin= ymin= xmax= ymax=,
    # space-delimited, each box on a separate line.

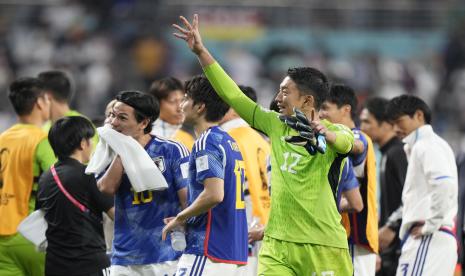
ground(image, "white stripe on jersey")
xmin=219 ymin=144 xmax=226 ymax=175
xmin=196 ymin=129 xmax=212 ymax=151
xmin=194 ymin=132 xmax=204 ymax=152
xmin=203 ymin=129 xmax=211 ymax=151
xmin=202 ymin=129 xmax=210 ymax=151
xmin=194 ymin=136 xmax=200 ymax=152
xmin=154 ymin=136 xmax=189 ymax=158
xmin=166 ymin=139 xmax=189 ymax=157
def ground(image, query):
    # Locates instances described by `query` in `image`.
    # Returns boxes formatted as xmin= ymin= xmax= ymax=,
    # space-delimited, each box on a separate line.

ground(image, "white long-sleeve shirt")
xmin=150 ymin=119 xmax=180 ymax=139
xmin=399 ymin=124 xmax=458 ymax=238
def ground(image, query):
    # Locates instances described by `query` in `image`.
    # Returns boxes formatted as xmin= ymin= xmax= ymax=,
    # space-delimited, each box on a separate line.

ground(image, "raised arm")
xmin=173 ymin=15 xmax=277 ymax=134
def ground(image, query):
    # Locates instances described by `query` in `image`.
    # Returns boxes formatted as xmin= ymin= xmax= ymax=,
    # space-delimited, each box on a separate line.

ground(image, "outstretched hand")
xmin=173 ymin=14 xmax=205 ymax=55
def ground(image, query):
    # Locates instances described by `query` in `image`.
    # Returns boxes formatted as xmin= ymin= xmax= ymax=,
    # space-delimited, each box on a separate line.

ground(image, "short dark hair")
xmin=8 ymin=77 xmax=46 ymax=116
xmin=185 ymin=75 xmax=229 ymax=122
xmin=115 ymin=91 xmax=159 ymax=134
xmin=287 ymin=67 xmax=329 ymax=110
xmin=37 ymin=71 xmax=73 ymax=103
xmin=148 ymin=77 xmax=184 ymax=102
xmin=328 ymin=84 xmax=358 ymax=120
xmin=238 ymin=85 xmax=258 ymax=103
xmin=386 ymin=94 xmax=432 ymax=124
xmin=364 ymin=97 xmax=390 ymax=123
xmin=49 ymin=116 xmax=95 ymax=160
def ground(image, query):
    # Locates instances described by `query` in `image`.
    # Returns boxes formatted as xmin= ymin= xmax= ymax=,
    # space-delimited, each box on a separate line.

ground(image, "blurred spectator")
xmin=104 ymin=99 xmax=117 ymax=125
xmin=133 ymin=37 xmax=167 ymax=87
xmin=148 ymin=77 xmax=195 ymax=149
xmin=148 ymin=77 xmax=184 ymax=138
xmin=360 ymin=97 xmax=407 ymax=276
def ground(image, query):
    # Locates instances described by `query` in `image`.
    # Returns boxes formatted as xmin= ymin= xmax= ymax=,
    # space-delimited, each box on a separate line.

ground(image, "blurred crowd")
xmin=1 ymin=1 xmax=465 ymax=151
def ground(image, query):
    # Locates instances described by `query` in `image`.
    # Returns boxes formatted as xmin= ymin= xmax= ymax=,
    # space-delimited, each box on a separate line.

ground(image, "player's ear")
xmin=139 ymin=117 xmax=150 ymax=132
xmin=78 ymin=138 xmax=86 ymax=151
xmin=302 ymin=95 xmax=314 ymax=109
xmin=196 ymin=103 xmax=206 ymax=115
xmin=36 ymin=93 xmax=50 ymax=110
xmin=343 ymin=104 xmax=351 ymax=116
xmin=414 ymin=109 xmax=425 ymax=124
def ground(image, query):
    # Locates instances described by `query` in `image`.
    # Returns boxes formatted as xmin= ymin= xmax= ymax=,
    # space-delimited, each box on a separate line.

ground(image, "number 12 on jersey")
xmin=280 ymin=152 xmax=302 ymax=174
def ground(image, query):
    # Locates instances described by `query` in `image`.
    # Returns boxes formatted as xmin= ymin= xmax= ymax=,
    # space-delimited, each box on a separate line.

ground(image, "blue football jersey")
xmin=336 ymin=158 xmax=360 ymax=211
xmin=351 ymin=128 xmax=368 ymax=168
xmin=112 ymin=136 xmax=190 ymax=266
xmin=184 ymin=126 xmax=248 ymax=264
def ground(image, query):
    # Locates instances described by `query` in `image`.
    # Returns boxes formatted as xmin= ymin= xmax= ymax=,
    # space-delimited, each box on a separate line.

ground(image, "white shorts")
xmin=241 ymin=256 xmax=258 ymax=276
xmin=175 ymin=254 xmax=244 ymax=276
xmin=349 ymin=243 xmax=376 ymax=276
xmin=110 ymin=260 xmax=178 ymax=276
xmin=396 ymin=230 xmax=457 ymax=276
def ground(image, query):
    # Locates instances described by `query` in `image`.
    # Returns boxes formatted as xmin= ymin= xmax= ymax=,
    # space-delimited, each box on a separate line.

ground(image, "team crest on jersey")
xmin=152 ymin=156 xmax=166 ymax=173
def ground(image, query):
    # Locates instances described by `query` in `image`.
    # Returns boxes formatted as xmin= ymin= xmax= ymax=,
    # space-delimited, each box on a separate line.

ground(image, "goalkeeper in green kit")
xmin=173 ymin=15 xmax=354 ymax=276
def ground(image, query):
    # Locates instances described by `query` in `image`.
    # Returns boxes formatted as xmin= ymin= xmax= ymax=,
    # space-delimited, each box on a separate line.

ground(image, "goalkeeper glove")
xmin=279 ymin=107 xmax=326 ymax=155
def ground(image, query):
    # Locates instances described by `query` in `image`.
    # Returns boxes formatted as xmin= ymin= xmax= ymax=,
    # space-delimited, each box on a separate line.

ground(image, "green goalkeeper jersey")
xmin=204 ymin=62 xmax=354 ymax=249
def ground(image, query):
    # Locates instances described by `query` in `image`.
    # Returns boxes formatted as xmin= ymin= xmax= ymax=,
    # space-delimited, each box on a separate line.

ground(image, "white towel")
xmin=86 ymin=125 xmax=168 ymax=192
xmin=17 ymin=209 xmax=48 ymax=252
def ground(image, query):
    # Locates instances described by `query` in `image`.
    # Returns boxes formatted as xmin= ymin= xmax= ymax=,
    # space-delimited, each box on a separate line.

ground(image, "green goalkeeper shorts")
xmin=258 ymin=235 xmax=353 ymax=276
xmin=0 ymin=233 xmax=45 ymax=276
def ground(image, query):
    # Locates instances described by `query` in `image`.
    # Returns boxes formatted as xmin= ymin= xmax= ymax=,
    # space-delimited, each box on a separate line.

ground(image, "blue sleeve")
xmin=351 ymin=130 xmax=368 ymax=166
xmin=340 ymin=160 xmax=360 ymax=192
xmin=194 ymin=143 xmax=224 ymax=184
xmin=168 ymin=142 xmax=190 ymax=191
xmin=173 ymin=155 xmax=190 ymax=191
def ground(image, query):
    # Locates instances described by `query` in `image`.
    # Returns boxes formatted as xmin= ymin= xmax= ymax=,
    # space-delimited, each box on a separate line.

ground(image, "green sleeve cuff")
xmin=327 ymin=122 xmax=354 ymax=154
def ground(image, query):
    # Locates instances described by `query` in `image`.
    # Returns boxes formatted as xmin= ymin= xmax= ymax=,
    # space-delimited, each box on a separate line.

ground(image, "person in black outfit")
xmin=360 ymin=97 xmax=408 ymax=276
xmin=37 ymin=116 xmax=114 ymax=276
